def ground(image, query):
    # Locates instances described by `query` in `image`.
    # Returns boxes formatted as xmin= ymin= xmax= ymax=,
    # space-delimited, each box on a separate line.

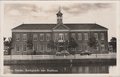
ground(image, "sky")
xmin=2 ymin=1 xmax=118 ymax=41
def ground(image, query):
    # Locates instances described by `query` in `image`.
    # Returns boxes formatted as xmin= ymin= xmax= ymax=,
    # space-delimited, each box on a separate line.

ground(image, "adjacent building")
xmin=11 ymin=9 xmax=108 ymax=55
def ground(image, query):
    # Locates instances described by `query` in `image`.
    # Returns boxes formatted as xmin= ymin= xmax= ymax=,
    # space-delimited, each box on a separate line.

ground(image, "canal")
xmin=4 ymin=59 xmax=116 ymax=74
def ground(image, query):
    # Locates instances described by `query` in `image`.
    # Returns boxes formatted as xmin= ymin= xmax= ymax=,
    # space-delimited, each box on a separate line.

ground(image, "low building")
xmin=11 ymin=9 xmax=108 ymax=55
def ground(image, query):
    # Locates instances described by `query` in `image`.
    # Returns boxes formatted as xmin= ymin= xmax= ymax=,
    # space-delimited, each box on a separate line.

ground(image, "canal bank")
xmin=4 ymin=59 xmax=116 ymax=74
xmin=4 ymin=54 xmax=116 ymax=74
xmin=4 ymin=59 xmax=116 ymax=65
xmin=4 ymin=53 xmax=116 ymax=65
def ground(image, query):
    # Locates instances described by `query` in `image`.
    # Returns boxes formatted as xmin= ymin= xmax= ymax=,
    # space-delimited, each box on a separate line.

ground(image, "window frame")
xmin=15 ymin=34 xmax=20 ymax=41
xmin=23 ymin=44 xmax=27 ymax=51
xmin=71 ymin=33 xmax=76 ymax=39
xmin=16 ymin=44 xmax=20 ymax=52
xmin=101 ymin=33 xmax=105 ymax=40
xmin=94 ymin=33 xmax=98 ymax=40
xmin=40 ymin=33 xmax=44 ymax=41
xmin=22 ymin=34 xmax=27 ymax=41
xmin=33 ymin=34 xmax=38 ymax=41
xmin=46 ymin=33 xmax=51 ymax=41
xmin=78 ymin=33 xmax=82 ymax=40
xmin=101 ymin=44 xmax=105 ymax=51
xmin=84 ymin=33 xmax=88 ymax=40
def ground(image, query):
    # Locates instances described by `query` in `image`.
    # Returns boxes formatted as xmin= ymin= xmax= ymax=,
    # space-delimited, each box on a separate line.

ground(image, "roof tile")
xmin=12 ymin=23 xmax=108 ymax=30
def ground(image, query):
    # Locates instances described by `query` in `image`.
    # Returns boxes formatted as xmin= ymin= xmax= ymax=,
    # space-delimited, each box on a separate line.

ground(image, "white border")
xmin=0 ymin=0 xmax=120 ymax=77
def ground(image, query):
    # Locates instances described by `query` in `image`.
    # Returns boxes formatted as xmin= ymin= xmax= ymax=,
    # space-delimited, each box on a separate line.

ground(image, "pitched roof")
xmin=12 ymin=23 xmax=108 ymax=30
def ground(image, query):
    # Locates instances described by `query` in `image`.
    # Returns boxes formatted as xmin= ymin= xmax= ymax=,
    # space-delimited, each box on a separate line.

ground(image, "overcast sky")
xmin=2 ymin=1 xmax=118 ymax=41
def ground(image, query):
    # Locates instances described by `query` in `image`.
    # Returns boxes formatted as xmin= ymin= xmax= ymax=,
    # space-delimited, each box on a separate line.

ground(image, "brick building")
xmin=11 ymin=10 xmax=108 ymax=55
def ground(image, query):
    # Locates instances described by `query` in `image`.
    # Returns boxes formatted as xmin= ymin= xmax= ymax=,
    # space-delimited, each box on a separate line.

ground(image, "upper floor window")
xmin=71 ymin=33 xmax=76 ymax=39
xmin=84 ymin=33 xmax=88 ymax=40
xmin=54 ymin=33 xmax=58 ymax=40
xmin=78 ymin=33 xmax=82 ymax=40
xmin=22 ymin=34 xmax=27 ymax=41
xmin=64 ymin=33 xmax=68 ymax=40
xmin=46 ymin=33 xmax=51 ymax=41
xmin=94 ymin=33 xmax=98 ymax=40
xmin=101 ymin=33 xmax=105 ymax=40
xmin=33 ymin=34 xmax=38 ymax=41
xmin=58 ymin=33 xmax=64 ymax=40
xmin=40 ymin=33 xmax=44 ymax=41
xmin=16 ymin=34 xmax=20 ymax=41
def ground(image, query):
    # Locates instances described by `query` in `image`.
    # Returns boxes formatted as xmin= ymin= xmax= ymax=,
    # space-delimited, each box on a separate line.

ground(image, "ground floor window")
xmin=33 ymin=44 xmax=38 ymax=51
xmin=96 ymin=47 xmax=99 ymax=51
xmin=23 ymin=44 xmax=27 ymax=51
xmin=39 ymin=44 xmax=44 ymax=52
xmin=79 ymin=45 xmax=82 ymax=51
xmin=16 ymin=44 xmax=20 ymax=52
xmin=101 ymin=44 xmax=105 ymax=51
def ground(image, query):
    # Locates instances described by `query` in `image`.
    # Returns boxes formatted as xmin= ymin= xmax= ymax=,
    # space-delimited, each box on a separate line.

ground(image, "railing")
xmin=4 ymin=53 xmax=116 ymax=60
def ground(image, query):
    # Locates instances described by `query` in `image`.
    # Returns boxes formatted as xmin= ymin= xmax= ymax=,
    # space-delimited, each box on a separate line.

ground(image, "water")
xmin=4 ymin=64 xmax=116 ymax=74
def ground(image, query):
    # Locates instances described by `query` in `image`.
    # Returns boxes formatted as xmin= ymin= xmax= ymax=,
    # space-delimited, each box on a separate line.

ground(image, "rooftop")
xmin=12 ymin=23 xmax=108 ymax=30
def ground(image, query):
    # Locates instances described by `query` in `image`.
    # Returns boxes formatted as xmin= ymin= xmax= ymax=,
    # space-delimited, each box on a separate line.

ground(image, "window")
xmin=33 ymin=34 xmax=38 ymax=41
xmin=40 ymin=33 xmax=44 ymax=41
xmin=96 ymin=47 xmax=99 ymax=51
xmin=46 ymin=33 xmax=51 ymax=41
xmin=16 ymin=34 xmax=20 ymax=41
xmin=65 ymin=33 xmax=68 ymax=40
xmin=72 ymin=48 xmax=76 ymax=51
xmin=78 ymin=33 xmax=82 ymax=40
xmin=84 ymin=44 xmax=87 ymax=50
xmin=43 ymin=44 xmax=46 ymax=51
xmin=71 ymin=33 xmax=76 ymax=39
xmin=79 ymin=45 xmax=82 ymax=51
xmin=101 ymin=44 xmax=105 ymax=51
xmin=33 ymin=43 xmax=37 ymax=51
xmin=94 ymin=33 xmax=98 ymax=40
xmin=46 ymin=44 xmax=51 ymax=51
xmin=84 ymin=33 xmax=88 ymax=40
xmin=101 ymin=33 xmax=104 ymax=40
xmin=58 ymin=33 xmax=64 ymax=41
xmin=40 ymin=44 xmax=44 ymax=51
xmin=45 ymin=44 xmax=48 ymax=51
xmin=23 ymin=44 xmax=27 ymax=51
xmin=22 ymin=34 xmax=27 ymax=41
xmin=16 ymin=44 xmax=20 ymax=51
xmin=54 ymin=33 xmax=58 ymax=40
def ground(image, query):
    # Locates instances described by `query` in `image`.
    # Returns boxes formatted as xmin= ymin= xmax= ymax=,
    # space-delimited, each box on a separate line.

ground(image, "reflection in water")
xmin=4 ymin=64 xmax=114 ymax=74
xmin=72 ymin=65 xmax=108 ymax=73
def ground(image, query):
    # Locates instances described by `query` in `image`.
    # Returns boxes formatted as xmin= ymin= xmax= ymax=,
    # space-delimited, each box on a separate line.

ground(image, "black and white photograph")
xmin=0 ymin=0 xmax=120 ymax=76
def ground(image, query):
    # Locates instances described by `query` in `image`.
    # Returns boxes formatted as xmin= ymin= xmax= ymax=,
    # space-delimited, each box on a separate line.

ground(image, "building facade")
xmin=11 ymin=10 xmax=108 ymax=55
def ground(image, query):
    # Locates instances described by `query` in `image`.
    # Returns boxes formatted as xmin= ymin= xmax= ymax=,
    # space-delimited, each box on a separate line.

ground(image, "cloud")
xmin=4 ymin=3 xmax=112 ymax=17
xmin=62 ymin=3 xmax=111 ymax=15
xmin=8 ymin=9 xmax=21 ymax=16
xmin=5 ymin=4 xmax=42 ymax=16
